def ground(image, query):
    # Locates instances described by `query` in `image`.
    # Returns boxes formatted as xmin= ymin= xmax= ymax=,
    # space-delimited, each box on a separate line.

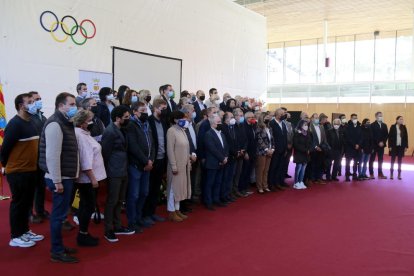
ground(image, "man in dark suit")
xmin=309 ymin=113 xmax=328 ymax=183
xmin=142 ymin=99 xmax=168 ymax=225
xmin=344 ymin=114 xmax=362 ymax=181
xmin=238 ymin=111 xmax=257 ymax=196
xmin=368 ymin=111 xmax=388 ymax=179
xmin=219 ymin=93 xmax=231 ymax=111
xmin=203 ymin=114 xmax=229 ymax=211
xmin=268 ymin=108 xmax=288 ymax=190
xmin=327 ymin=119 xmax=344 ymax=181
xmin=193 ymin=90 xmax=206 ymax=124
xmin=159 ymin=84 xmax=177 ymax=119
xmin=222 ymin=112 xmax=239 ymax=202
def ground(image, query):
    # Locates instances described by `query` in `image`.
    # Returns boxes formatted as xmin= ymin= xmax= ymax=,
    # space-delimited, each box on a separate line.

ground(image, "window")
xmin=374 ymin=31 xmax=396 ymax=81
xmin=300 ymin=39 xmax=317 ymax=83
xmin=336 ymin=35 xmax=355 ymax=82
xmin=355 ymin=34 xmax=374 ymax=81
xmin=284 ymin=41 xmax=301 ymax=84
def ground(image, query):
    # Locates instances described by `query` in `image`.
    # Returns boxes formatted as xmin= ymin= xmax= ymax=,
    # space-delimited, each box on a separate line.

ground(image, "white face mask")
xmin=341 ymin=118 xmax=347 ymax=124
xmin=229 ymin=118 xmax=236 ymax=125
xmin=106 ymin=94 xmax=114 ymax=101
xmin=333 ymin=125 xmax=340 ymax=130
xmin=352 ymin=119 xmax=358 ymax=124
xmin=81 ymin=91 xmax=88 ymax=98
xmin=302 ymin=125 xmax=309 ymax=131
xmin=377 ymin=116 xmax=383 ymax=122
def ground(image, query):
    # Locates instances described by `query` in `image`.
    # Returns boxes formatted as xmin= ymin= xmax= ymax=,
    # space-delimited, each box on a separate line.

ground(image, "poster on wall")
xmin=79 ymin=70 xmax=113 ymax=102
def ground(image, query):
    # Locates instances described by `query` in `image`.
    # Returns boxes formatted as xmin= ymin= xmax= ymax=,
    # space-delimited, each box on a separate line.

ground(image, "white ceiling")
xmin=234 ymin=0 xmax=414 ymax=43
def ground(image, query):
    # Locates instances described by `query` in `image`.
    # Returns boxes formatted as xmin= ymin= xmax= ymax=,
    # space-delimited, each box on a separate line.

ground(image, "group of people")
xmin=0 ymin=83 xmax=409 ymax=264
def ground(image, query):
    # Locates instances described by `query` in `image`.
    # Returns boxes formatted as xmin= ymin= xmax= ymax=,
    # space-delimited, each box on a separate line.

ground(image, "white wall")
xmin=0 ymin=0 xmax=267 ymax=118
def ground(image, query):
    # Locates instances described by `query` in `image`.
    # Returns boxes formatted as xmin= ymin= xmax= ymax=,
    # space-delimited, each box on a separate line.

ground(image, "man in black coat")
xmin=203 ymin=115 xmax=229 ymax=210
xmin=125 ymin=101 xmax=155 ymax=231
xmin=193 ymin=90 xmax=206 ymax=124
xmin=327 ymin=119 xmax=344 ymax=181
xmin=102 ymin=105 xmax=134 ymax=241
xmin=159 ymin=84 xmax=177 ymax=120
xmin=344 ymin=114 xmax=362 ymax=181
xmin=142 ymin=99 xmax=169 ymax=225
xmin=268 ymin=108 xmax=288 ymax=190
xmin=28 ymin=91 xmax=49 ymax=223
xmin=368 ymin=111 xmax=388 ymax=179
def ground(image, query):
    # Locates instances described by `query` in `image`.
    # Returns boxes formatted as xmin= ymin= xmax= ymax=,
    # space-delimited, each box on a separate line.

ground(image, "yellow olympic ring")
xmin=50 ymin=21 xmax=69 ymax=43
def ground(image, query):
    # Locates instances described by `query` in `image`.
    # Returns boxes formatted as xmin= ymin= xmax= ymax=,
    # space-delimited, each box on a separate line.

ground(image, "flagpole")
xmin=0 ymin=80 xmax=10 ymax=200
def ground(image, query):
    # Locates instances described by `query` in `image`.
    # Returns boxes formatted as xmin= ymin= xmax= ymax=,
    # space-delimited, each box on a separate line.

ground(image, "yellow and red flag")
xmin=0 ymin=83 xmax=6 ymax=145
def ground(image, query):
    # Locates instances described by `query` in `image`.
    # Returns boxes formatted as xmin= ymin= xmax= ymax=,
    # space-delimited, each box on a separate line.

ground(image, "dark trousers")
xmin=268 ymin=151 xmax=285 ymax=186
xmin=45 ymin=178 xmax=74 ymax=254
xmin=32 ymin=170 xmax=46 ymax=215
xmin=345 ymin=151 xmax=360 ymax=178
xmin=329 ymin=151 xmax=342 ymax=179
xmin=310 ymin=152 xmax=324 ymax=180
xmin=204 ymin=168 xmax=224 ymax=206
xmin=78 ymin=184 xmax=96 ymax=233
xmin=143 ymin=158 xmax=166 ymax=217
xmin=7 ymin=172 xmax=36 ymax=238
xmin=239 ymin=157 xmax=255 ymax=191
xmin=390 ymin=146 xmax=405 ymax=173
xmin=369 ymin=146 xmax=385 ymax=175
xmin=104 ymin=176 xmax=128 ymax=232
xmin=221 ymin=159 xmax=235 ymax=200
xmin=284 ymin=147 xmax=293 ymax=176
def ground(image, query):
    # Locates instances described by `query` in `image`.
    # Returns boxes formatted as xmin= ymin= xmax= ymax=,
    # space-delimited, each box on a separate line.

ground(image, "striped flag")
xmin=0 ymin=83 xmax=6 ymax=145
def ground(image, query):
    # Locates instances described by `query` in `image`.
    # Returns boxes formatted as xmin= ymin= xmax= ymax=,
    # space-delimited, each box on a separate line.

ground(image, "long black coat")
xmin=388 ymin=124 xmax=408 ymax=148
xmin=293 ymin=131 xmax=312 ymax=164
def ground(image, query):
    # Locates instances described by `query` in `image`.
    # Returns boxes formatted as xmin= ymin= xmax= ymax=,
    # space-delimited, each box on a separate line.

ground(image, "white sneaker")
xmin=9 ymin=236 xmax=36 ymax=247
xmin=23 ymin=230 xmax=44 ymax=241
xmin=300 ymin=182 xmax=307 ymax=189
xmin=293 ymin=183 xmax=301 ymax=190
xmin=90 ymin=212 xmax=104 ymax=219
xmin=73 ymin=216 xmax=79 ymax=225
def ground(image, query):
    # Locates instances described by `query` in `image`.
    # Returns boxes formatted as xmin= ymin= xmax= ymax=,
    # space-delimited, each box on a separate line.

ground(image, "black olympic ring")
xmin=61 ymin=15 xmax=78 ymax=35
xmin=39 ymin=10 xmax=58 ymax=32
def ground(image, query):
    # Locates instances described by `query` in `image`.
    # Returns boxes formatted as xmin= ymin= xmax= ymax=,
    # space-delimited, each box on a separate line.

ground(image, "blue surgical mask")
xmin=191 ymin=96 xmax=196 ymax=102
xmin=167 ymin=91 xmax=174 ymax=98
xmin=131 ymin=96 xmax=138 ymax=103
xmin=177 ymin=119 xmax=189 ymax=128
xmin=192 ymin=112 xmax=196 ymax=119
xmin=313 ymin=119 xmax=319 ymax=125
xmin=35 ymin=100 xmax=43 ymax=110
xmin=239 ymin=117 xmax=245 ymax=124
xmin=26 ymin=103 xmax=37 ymax=115
xmin=66 ymin=106 xmax=78 ymax=119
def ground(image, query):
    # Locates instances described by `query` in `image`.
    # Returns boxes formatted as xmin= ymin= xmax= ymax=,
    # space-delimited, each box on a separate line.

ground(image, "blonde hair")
xmin=73 ymin=109 xmax=93 ymax=127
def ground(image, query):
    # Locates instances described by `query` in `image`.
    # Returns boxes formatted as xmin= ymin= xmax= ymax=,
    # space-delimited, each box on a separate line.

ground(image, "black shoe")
xmin=151 ymin=214 xmax=166 ymax=222
xmin=214 ymin=202 xmax=227 ymax=207
xmin=130 ymin=224 xmax=144 ymax=234
xmin=62 ymin=220 xmax=75 ymax=231
xmin=77 ymin=233 xmax=99 ymax=247
xmin=51 ymin=253 xmax=79 ymax=263
xmin=64 ymin=247 xmax=77 ymax=254
xmin=345 ymin=178 xmax=350 ymax=182
xmin=206 ymin=205 xmax=216 ymax=211
xmin=285 ymin=174 xmax=292 ymax=178
xmin=114 ymin=226 xmax=135 ymax=235
xmin=137 ymin=219 xmax=152 ymax=228
xmin=104 ymin=231 xmax=119 ymax=243
xmin=331 ymin=178 xmax=339 ymax=182
xmin=38 ymin=210 xmax=50 ymax=220
xmin=30 ymin=215 xmax=43 ymax=224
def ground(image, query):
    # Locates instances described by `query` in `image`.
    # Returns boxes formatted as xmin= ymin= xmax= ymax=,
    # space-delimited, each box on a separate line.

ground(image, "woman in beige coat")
xmin=166 ymin=111 xmax=192 ymax=222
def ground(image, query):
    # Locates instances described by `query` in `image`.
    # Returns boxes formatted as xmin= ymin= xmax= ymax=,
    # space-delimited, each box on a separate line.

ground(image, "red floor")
xmin=1 ymin=158 xmax=414 ymax=275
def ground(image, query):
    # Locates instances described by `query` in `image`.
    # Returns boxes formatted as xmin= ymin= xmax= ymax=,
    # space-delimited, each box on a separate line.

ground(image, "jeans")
xmin=204 ymin=168 xmax=224 ymax=206
xmin=126 ymin=165 xmax=150 ymax=226
xmin=294 ymin=163 xmax=307 ymax=183
xmin=7 ymin=172 xmax=36 ymax=238
xmin=78 ymin=184 xmax=96 ymax=233
xmin=221 ymin=159 xmax=235 ymax=200
xmin=104 ymin=176 xmax=128 ymax=232
xmin=358 ymin=153 xmax=370 ymax=177
xmin=45 ymin=178 xmax=74 ymax=254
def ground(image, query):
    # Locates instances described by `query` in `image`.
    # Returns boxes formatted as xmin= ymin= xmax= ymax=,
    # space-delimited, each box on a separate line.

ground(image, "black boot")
xmin=398 ymin=171 xmax=402 ymax=180
xmin=390 ymin=170 xmax=394 ymax=180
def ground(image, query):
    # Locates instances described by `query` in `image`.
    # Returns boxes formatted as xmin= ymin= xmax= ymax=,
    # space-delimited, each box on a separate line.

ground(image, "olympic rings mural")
xmin=39 ymin=11 xmax=96 ymax=45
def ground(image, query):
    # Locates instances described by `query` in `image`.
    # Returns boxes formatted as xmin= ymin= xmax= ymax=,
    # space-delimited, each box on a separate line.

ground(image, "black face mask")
xmin=91 ymin=106 xmax=98 ymax=114
xmin=216 ymin=124 xmax=223 ymax=131
xmin=160 ymin=108 xmax=168 ymax=118
xmin=145 ymin=96 xmax=151 ymax=103
xmin=87 ymin=123 xmax=94 ymax=131
xmin=199 ymin=95 xmax=205 ymax=101
xmin=264 ymin=119 xmax=270 ymax=124
xmin=120 ymin=119 xmax=129 ymax=127
xmin=281 ymin=114 xmax=287 ymax=121
xmin=139 ymin=113 xmax=148 ymax=122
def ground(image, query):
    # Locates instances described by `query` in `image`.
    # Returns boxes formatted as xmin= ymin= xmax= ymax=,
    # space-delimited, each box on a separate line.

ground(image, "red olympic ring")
xmin=80 ymin=19 xmax=97 ymax=39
